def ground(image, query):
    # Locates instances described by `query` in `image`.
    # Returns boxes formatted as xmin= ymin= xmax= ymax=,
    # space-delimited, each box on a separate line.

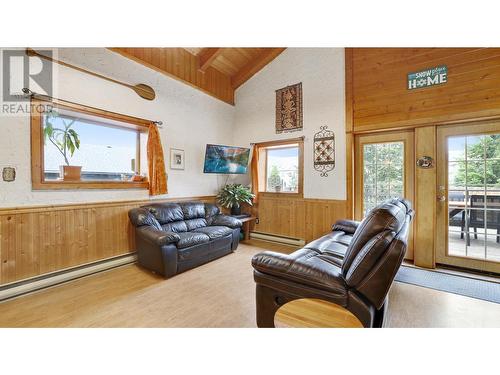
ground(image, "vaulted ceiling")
xmin=109 ymin=48 xmax=286 ymax=105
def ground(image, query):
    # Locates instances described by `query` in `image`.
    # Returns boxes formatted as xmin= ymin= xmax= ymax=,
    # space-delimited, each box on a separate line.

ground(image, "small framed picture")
xmin=170 ymin=148 xmax=185 ymax=170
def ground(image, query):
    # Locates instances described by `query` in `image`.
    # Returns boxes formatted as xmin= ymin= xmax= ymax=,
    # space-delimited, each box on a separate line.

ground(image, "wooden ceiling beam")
xmin=231 ymin=48 xmax=286 ymax=89
xmin=198 ymin=48 xmax=223 ymax=72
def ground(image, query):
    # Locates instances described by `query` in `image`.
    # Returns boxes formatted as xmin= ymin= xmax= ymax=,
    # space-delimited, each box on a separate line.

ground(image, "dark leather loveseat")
xmin=251 ymin=198 xmax=414 ymax=328
xmin=129 ymin=201 xmax=242 ymax=278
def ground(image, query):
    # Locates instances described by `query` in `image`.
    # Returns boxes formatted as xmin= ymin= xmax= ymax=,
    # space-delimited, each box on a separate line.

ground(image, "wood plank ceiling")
xmin=109 ymin=48 xmax=286 ymax=105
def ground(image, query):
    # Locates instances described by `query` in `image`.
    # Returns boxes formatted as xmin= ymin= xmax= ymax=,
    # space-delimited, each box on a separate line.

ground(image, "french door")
xmin=355 ymin=131 xmax=415 ymax=259
xmin=436 ymin=121 xmax=500 ymax=273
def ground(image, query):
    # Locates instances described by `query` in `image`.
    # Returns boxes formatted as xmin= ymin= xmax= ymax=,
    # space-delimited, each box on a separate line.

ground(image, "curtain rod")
xmin=250 ymin=136 xmax=305 ymax=146
xmin=21 ymin=88 xmax=163 ymax=127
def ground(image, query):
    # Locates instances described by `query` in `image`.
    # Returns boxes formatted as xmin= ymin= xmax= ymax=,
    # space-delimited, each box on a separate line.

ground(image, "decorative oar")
xmin=26 ymin=48 xmax=156 ymax=101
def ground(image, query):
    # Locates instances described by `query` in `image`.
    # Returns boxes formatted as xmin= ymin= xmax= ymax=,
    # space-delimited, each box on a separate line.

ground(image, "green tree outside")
xmin=268 ymin=165 xmax=281 ymax=191
xmin=454 ymin=135 xmax=500 ymax=186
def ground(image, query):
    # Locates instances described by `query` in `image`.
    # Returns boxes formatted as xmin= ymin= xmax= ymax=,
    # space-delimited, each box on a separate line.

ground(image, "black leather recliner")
xmin=251 ymin=198 xmax=414 ymax=328
xmin=129 ymin=201 xmax=242 ymax=278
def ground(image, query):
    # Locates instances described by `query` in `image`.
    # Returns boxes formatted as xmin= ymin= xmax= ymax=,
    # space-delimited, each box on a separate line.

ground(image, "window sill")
xmin=32 ymin=180 xmax=149 ymax=190
xmin=259 ymin=192 xmax=303 ymax=198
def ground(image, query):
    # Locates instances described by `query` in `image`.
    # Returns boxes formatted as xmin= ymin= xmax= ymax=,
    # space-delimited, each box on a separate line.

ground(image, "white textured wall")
xmin=232 ymin=48 xmax=346 ymax=200
xmin=0 ymin=48 xmax=235 ymax=207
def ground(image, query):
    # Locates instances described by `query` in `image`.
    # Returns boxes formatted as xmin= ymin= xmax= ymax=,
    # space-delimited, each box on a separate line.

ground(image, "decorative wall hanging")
xmin=170 ymin=148 xmax=185 ymax=170
xmin=2 ymin=167 xmax=16 ymax=182
xmin=26 ymin=48 xmax=156 ymax=101
xmin=275 ymin=82 xmax=303 ymax=133
xmin=313 ymin=126 xmax=335 ymax=177
xmin=407 ymin=65 xmax=447 ymax=90
xmin=416 ymin=156 xmax=434 ymax=169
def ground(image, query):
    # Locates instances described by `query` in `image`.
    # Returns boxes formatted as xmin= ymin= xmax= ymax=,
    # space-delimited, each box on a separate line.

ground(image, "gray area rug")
xmin=395 ymin=266 xmax=500 ymax=304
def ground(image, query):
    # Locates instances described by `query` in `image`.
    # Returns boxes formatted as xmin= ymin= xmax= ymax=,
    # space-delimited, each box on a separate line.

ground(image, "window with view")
xmin=258 ymin=140 xmax=303 ymax=194
xmin=362 ymin=142 xmax=404 ymax=216
xmin=31 ymin=99 xmax=149 ymax=189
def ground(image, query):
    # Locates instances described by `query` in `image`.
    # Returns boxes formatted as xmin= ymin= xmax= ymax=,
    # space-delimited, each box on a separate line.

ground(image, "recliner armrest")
xmin=251 ymin=250 xmax=347 ymax=295
xmin=209 ymin=214 xmax=242 ymax=229
xmin=332 ymin=219 xmax=361 ymax=234
xmin=137 ymin=227 xmax=180 ymax=246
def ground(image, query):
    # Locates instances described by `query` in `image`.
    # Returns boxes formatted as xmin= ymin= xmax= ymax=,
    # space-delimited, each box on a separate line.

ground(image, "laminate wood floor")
xmin=0 ymin=240 xmax=499 ymax=328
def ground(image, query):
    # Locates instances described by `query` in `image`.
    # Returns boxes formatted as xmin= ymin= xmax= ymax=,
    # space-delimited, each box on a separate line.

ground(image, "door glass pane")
xmin=362 ymin=141 xmax=404 ymax=216
xmin=447 ymin=133 xmax=500 ymax=262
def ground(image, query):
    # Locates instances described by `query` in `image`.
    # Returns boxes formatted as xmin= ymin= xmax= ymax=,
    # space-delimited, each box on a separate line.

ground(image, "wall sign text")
xmin=407 ymin=65 xmax=447 ymax=90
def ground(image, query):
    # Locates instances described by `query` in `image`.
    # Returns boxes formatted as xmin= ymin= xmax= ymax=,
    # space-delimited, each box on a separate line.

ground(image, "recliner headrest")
xmin=341 ymin=198 xmax=412 ymax=277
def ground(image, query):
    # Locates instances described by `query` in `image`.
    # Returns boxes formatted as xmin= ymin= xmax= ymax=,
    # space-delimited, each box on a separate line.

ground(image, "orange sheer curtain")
xmin=250 ymin=144 xmax=259 ymax=204
xmin=147 ymin=123 xmax=168 ymax=195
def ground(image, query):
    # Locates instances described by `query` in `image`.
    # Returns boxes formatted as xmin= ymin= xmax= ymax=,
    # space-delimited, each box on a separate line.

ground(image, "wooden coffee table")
xmin=274 ymin=298 xmax=364 ymax=328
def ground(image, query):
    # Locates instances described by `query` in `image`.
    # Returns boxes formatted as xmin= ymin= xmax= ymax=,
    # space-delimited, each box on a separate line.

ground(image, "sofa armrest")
xmin=137 ymin=227 xmax=180 ymax=246
xmin=209 ymin=214 xmax=242 ymax=229
xmin=332 ymin=219 xmax=361 ymax=234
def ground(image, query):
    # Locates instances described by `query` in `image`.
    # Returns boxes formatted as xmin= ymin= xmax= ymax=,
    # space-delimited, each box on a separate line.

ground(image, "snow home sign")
xmin=407 ymin=65 xmax=447 ymax=90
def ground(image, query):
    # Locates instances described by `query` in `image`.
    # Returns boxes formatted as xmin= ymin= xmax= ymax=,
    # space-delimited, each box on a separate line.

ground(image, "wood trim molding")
xmin=354 ymin=130 xmax=415 ymax=260
xmin=414 ymin=126 xmax=437 ymax=268
xmin=345 ymin=48 xmax=354 ymax=134
xmin=254 ymin=138 xmax=304 ymax=198
xmin=345 ymin=48 xmax=354 ymax=218
xmin=0 ymin=195 xmax=216 ymax=215
xmin=31 ymin=95 xmax=152 ymax=128
xmin=253 ymin=137 xmax=304 ymax=148
xmin=30 ymin=97 xmax=151 ymax=191
xmin=345 ymin=133 xmax=354 ymax=219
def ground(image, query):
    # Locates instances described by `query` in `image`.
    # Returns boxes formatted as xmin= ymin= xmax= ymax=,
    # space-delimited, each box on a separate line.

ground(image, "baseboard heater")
xmin=249 ymin=231 xmax=306 ymax=247
xmin=0 ymin=253 xmax=137 ymax=302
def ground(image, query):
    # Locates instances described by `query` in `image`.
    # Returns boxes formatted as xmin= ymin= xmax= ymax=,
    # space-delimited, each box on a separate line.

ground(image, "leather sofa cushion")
xmin=252 ymin=249 xmax=347 ymax=296
xmin=304 ymin=235 xmax=349 ymax=266
xmin=161 ymin=221 xmax=188 ymax=233
xmin=185 ymin=218 xmax=208 ymax=231
xmin=180 ymin=202 xmax=206 ymax=220
xmin=193 ymin=226 xmax=233 ymax=239
xmin=176 ymin=232 xmax=210 ymax=249
xmin=145 ymin=203 xmax=184 ymax=224
xmin=204 ymin=203 xmax=220 ymax=218
xmin=128 ymin=208 xmax=162 ymax=230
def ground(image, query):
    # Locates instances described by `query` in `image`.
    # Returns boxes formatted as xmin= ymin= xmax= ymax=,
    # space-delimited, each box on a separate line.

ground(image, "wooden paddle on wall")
xmin=26 ymin=48 xmax=156 ymax=101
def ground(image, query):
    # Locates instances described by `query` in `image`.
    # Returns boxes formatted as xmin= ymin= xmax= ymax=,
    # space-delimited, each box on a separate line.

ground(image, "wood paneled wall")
xmin=0 ymin=196 xmax=215 ymax=286
xmin=252 ymin=195 xmax=347 ymax=242
xmin=110 ymin=48 xmax=235 ymax=104
xmin=351 ymin=48 xmax=500 ymax=132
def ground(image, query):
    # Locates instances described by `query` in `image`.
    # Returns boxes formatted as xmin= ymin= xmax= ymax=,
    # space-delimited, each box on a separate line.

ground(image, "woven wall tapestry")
xmin=275 ymin=82 xmax=303 ymax=134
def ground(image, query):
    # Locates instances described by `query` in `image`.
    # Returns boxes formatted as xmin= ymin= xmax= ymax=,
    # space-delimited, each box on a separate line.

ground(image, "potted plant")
xmin=268 ymin=165 xmax=282 ymax=192
xmin=217 ymin=184 xmax=255 ymax=216
xmin=44 ymin=112 xmax=82 ymax=181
